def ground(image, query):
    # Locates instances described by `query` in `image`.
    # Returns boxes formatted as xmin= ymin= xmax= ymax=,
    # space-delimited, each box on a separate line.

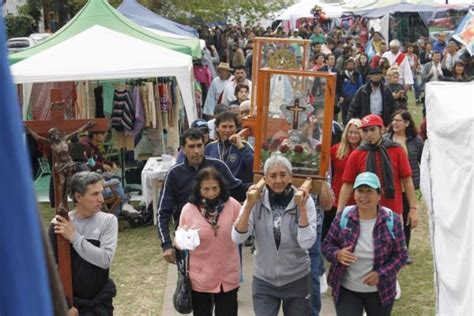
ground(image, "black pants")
xmin=402 ymin=192 xmax=411 ymax=249
xmin=191 ymin=287 xmax=238 ymax=316
xmin=340 ymin=97 xmax=352 ymax=126
xmin=335 ymin=287 xmax=393 ymax=316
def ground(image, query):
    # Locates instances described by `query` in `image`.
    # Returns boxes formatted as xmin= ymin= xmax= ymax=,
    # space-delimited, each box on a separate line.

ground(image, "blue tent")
xmin=117 ymin=0 xmax=198 ymax=38
xmin=0 ymin=15 xmax=53 ymax=316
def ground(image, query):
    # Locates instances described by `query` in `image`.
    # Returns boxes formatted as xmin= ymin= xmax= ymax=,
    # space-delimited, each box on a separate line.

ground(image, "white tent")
xmin=277 ymin=0 xmax=344 ymax=29
xmin=420 ymin=81 xmax=474 ymax=316
xmin=10 ymin=25 xmax=197 ymax=123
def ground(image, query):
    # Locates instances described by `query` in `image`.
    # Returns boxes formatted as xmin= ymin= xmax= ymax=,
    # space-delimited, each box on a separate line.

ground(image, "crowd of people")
xmin=155 ymin=16 xmax=471 ymax=316
xmin=44 ymin=13 xmax=473 ymax=316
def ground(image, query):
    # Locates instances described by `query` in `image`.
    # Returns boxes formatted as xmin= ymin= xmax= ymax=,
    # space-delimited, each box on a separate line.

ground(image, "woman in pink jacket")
xmin=179 ymin=167 xmax=241 ymax=316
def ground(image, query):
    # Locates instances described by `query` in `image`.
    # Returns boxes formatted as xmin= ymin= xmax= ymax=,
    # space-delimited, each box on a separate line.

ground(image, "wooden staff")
xmin=294 ymin=178 xmax=312 ymax=204
xmin=247 ymin=178 xmax=266 ymax=200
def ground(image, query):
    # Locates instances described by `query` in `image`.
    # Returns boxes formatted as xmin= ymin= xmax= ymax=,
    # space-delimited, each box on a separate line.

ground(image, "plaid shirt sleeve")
xmin=375 ymin=213 xmax=408 ymax=279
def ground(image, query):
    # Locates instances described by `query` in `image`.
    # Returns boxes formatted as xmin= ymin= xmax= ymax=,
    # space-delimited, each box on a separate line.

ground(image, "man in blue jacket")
xmin=157 ymin=128 xmax=250 ymax=263
xmin=204 ymin=111 xmax=254 ymax=184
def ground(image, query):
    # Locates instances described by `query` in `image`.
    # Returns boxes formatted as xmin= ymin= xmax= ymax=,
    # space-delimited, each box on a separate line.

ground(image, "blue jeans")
xmin=309 ymin=208 xmax=324 ymax=316
xmin=413 ymin=76 xmax=421 ymax=100
xmin=102 ymin=178 xmax=128 ymax=216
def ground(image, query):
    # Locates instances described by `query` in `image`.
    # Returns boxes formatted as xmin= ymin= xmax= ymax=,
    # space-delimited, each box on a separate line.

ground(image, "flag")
xmin=0 ymin=15 xmax=53 ymax=316
xmin=452 ymin=9 xmax=474 ymax=56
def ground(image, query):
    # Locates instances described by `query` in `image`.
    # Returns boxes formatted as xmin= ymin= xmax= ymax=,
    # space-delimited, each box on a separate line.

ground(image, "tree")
xmin=61 ymin=0 xmax=289 ymax=29
xmin=18 ymin=0 xmax=43 ymax=23
xmin=160 ymin=0 xmax=289 ymax=27
xmin=5 ymin=14 xmax=34 ymax=38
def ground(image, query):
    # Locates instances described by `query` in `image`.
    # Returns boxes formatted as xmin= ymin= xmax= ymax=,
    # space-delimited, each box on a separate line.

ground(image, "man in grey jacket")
xmin=232 ymin=155 xmax=317 ymax=316
xmin=49 ymin=171 xmax=118 ymax=315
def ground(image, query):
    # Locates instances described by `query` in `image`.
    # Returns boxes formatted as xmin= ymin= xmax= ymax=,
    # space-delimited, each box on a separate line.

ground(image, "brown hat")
xmin=217 ymin=62 xmax=232 ymax=71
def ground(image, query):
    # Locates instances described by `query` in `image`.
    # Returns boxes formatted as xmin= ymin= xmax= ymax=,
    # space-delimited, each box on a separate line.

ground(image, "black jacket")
xmin=347 ymin=82 xmax=395 ymax=126
xmin=384 ymin=133 xmax=424 ymax=189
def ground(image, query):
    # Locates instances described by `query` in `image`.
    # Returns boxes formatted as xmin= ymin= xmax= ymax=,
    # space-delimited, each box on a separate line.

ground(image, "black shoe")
xmin=406 ymin=255 xmax=413 ymax=265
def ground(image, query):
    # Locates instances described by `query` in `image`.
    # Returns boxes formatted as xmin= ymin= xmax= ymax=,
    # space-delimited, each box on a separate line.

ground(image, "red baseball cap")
xmin=360 ymin=114 xmax=384 ymax=128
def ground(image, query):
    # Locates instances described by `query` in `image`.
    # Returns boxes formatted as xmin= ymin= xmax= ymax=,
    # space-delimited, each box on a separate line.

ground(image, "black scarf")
xmin=267 ymin=184 xmax=294 ymax=210
xmin=199 ymin=197 xmax=225 ymax=236
xmin=358 ymin=138 xmax=400 ymax=199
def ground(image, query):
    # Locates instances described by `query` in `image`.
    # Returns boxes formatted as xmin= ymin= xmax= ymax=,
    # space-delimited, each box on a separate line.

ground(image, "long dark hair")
xmin=387 ymin=110 xmax=418 ymax=138
xmin=189 ymin=167 xmax=230 ymax=205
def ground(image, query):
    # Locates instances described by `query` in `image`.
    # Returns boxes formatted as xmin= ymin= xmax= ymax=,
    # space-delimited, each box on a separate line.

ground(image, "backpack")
xmin=339 ymin=206 xmax=395 ymax=239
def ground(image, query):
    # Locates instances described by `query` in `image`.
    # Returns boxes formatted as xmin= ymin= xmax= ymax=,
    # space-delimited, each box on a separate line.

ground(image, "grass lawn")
xmin=38 ymin=91 xmax=435 ymax=315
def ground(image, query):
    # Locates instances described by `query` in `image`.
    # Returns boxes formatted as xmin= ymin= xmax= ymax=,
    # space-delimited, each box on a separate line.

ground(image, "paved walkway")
xmin=162 ymin=246 xmax=337 ymax=316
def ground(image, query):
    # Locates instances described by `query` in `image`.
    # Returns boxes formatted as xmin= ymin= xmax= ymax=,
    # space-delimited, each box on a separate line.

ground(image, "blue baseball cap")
xmin=191 ymin=119 xmax=209 ymax=132
xmin=353 ymin=172 xmax=381 ymax=190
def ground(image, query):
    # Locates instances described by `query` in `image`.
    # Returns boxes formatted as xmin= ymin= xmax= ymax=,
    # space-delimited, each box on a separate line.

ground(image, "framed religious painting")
xmin=249 ymin=37 xmax=312 ymax=116
xmin=250 ymin=68 xmax=336 ymax=193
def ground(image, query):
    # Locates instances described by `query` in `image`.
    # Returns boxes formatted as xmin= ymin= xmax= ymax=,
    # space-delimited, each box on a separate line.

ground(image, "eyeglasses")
xmin=392 ymin=118 xmax=405 ymax=123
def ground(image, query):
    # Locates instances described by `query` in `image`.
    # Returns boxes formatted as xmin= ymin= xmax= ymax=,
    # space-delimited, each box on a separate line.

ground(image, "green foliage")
xmin=160 ymin=0 xmax=288 ymax=26
xmin=5 ymin=14 xmax=34 ymax=38
xmin=18 ymin=0 xmax=42 ymax=22
xmin=62 ymin=0 xmax=289 ymax=28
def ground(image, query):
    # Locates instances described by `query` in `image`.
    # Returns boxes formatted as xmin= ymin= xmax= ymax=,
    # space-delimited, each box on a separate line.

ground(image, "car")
xmin=29 ymin=32 xmax=52 ymax=43
xmin=7 ymin=37 xmax=37 ymax=53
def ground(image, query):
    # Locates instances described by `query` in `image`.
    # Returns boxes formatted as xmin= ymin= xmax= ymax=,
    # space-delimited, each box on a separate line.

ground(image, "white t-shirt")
xmin=341 ymin=217 xmax=377 ymax=293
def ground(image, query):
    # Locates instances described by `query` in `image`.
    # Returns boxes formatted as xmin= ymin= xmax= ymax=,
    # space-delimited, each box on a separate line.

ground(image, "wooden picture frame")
xmin=244 ymin=68 xmax=336 ymax=192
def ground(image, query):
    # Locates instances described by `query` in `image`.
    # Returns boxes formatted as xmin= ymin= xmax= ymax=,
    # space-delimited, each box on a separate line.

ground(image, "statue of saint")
xmin=25 ymin=121 xmax=95 ymax=212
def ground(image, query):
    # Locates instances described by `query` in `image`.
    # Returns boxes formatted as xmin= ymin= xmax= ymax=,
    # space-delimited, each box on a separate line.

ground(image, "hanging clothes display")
xmin=158 ymin=79 xmax=170 ymax=130
xmin=141 ymin=82 xmax=156 ymax=128
xmin=194 ymin=80 xmax=203 ymax=118
xmin=94 ymin=85 xmax=104 ymax=118
xmin=193 ymin=63 xmax=212 ymax=106
xmin=128 ymin=85 xmax=145 ymax=137
xmin=111 ymin=129 xmax=134 ymax=151
xmin=102 ymin=81 xmax=124 ymax=117
xmin=111 ymin=88 xmax=135 ymax=132
xmin=75 ymin=81 xmax=89 ymax=119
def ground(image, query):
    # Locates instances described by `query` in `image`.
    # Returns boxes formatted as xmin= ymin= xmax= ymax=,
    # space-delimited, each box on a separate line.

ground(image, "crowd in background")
xmin=158 ymin=14 xmax=473 ymax=316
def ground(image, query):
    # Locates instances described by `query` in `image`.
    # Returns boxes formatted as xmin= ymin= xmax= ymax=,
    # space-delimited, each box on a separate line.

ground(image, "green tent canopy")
xmin=9 ymin=0 xmax=201 ymax=64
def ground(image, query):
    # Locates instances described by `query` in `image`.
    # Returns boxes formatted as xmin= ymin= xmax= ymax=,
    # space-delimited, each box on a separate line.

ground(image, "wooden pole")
xmin=50 ymin=90 xmax=74 ymax=304
xmin=247 ymin=178 xmax=266 ymax=200
xmin=294 ymin=178 xmax=312 ymax=204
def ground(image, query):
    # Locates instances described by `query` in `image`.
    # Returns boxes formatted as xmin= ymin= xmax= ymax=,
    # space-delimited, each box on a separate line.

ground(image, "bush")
xmin=5 ymin=14 xmax=34 ymax=38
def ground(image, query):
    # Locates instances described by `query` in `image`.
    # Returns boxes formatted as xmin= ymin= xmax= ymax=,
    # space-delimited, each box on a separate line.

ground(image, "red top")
xmin=331 ymin=143 xmax=356 ymax=207
xmin=341 ymin=147 xmax=412 ymax=214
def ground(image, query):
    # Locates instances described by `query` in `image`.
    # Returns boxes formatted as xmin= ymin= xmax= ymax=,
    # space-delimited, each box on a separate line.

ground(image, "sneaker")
xmin=406 ymin=255 xmax=413 ymax=265
xmin=320 ymin=273 xmax=328 ymax=294
xmin=395 ymin=280 xmax=401 ymax=300
xmin=122 ymin=203 xmax=140 ymax=215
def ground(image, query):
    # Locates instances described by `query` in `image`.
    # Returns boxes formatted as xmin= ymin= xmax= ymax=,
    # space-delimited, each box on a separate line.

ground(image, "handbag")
xmin=173 ymin=249 xmax=193 ymax=314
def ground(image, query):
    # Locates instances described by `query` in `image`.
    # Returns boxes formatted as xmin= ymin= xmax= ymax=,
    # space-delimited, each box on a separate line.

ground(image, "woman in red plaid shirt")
xmin=322 ymin=172 xmax=407 ymax=316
